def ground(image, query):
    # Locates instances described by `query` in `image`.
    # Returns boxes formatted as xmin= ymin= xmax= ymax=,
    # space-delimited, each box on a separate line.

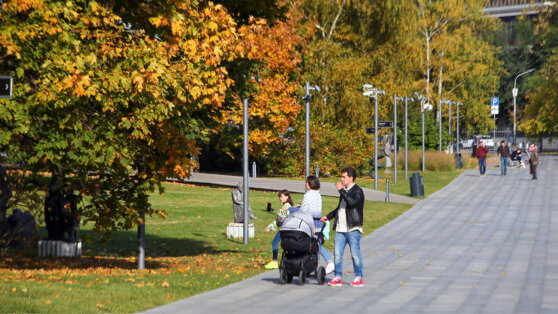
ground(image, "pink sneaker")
xmin=350 ymin=277 xmax=364 ymax=287
xmin=328 ymin=277 xmax=342 ymax=287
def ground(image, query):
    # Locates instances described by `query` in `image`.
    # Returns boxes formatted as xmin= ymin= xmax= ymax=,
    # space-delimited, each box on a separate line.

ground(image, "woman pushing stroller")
xmin=264 ymin=176 xmax=334 ymax=274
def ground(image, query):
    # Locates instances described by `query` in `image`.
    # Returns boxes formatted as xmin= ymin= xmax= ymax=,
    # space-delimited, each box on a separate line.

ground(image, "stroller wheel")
xmin=279 ymin=268 xmax=287 ymax=285
xmin=286 ymin=273 xmax=293 ymax=283
xmin=316 ymin=266 xmax=326 ymax=285
xmin=299 ymin=270 xmax=306 ymax=285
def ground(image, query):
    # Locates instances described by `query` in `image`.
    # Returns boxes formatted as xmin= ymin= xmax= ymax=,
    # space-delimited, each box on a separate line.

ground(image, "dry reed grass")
xmin=396 ymin=150 xmax=477 ymax=171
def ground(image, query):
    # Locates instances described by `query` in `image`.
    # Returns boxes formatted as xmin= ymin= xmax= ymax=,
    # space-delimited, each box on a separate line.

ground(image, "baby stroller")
xmin=278 ymin=211 xmax=326 ymax=285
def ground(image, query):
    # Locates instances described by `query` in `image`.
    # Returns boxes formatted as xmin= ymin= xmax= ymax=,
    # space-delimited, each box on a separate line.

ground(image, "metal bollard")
xmin=252 ymin=161 xmax=256 ymax=178
xmin=385 ymin=179 xmax=390 ymax=202
xmin=316 ymin=165 xmax=320 ymax=178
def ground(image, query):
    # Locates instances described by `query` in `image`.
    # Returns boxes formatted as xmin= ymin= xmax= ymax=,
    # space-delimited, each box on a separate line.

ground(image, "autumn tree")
xmin=414 ymin=0 xmax=502 ymax=138
xmin=520 ymin=5 xmax=558 ymax=137
xmin=0 ymin=0 xmax=240 ymax=239
xmin=199 ymin=0 xmax=314 ymax=174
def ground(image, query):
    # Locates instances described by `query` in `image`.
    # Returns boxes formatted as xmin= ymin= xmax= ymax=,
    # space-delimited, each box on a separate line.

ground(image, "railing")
xmin=486 ymin=0 xmax=544 ymax=7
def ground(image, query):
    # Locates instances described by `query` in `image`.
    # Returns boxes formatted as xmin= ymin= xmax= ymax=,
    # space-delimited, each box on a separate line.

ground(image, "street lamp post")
xmin=404 ymin=96 xmax=414 ymax=181
xmin=394 ymin=95 xmax=404 ymax=184
xmin=364 ymin=84 xmax=385 ymax=190
xmin=242 ymin=98 xmax=250 ymax=244
xmin=439 ymin=99 xmax=453 ymax=151
xmin=513 ymin=68 xmax=535 ymax=144
xmin=303 ymin=82 xmax=320 ymax=183
xmin=416 ymin=93 xmax=431 ymax=172
xmin=448 ymin=102 xmax=452 ymax=139
xmin=423 ymin=99 xmax=426 ymax=171
xmin=456 ymin=102 xmax=463 ymax=153
xmin=438 ymin=98 xmax=442 ymax=151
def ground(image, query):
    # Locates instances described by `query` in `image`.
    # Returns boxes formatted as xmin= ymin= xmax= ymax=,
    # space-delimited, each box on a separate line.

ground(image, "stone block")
xmin=227 ymin=223 xmax=254 ymax=239
xmin=38 ymin=240 xmax=82 ymax=257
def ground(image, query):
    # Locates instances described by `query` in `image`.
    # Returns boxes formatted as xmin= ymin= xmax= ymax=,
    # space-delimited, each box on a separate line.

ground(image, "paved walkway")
xmin=176 ymin=173 xmax=419 ymax=204
xmin=148 ymin=155 xmax=558 ymax=313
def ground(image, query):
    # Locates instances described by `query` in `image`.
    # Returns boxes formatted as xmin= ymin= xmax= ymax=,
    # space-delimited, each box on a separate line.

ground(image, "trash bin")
xmin=410 ymin=172 xmax=424 ymax=197
xmin=455 ymin=153 xmax=463 ymax=169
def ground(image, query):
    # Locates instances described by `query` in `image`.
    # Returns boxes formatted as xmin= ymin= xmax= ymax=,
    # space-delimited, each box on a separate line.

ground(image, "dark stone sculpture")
xmin=6 ymin=208 xmax=36 ymax=247
xmin=231 ymin=182 xmax=257 ymax=223
xmin=44 ymin=175 xmax=80 ymax=241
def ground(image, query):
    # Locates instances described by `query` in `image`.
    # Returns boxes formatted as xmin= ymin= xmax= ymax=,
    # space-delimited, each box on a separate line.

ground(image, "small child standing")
xmin=264 ymin=190 xmax=293 ymax=269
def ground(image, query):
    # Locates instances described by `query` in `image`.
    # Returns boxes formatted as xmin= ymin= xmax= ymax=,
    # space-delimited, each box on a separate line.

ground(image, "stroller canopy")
xmin=280 ymin=211 xmax=314 ymax=238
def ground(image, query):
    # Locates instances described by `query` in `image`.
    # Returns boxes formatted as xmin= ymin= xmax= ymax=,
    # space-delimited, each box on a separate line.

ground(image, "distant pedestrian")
xmin=476 ymin=141 xmax=489 ymax=177
xmin=497 ymin=140 xmax=511 ymax=176
xmin=321 ymin=167 xmax=365 ymax=287
xmin=529 ymin=144 xmax=539 ymax=180
xmin=471 ymin=135 xmax=478 ymax=157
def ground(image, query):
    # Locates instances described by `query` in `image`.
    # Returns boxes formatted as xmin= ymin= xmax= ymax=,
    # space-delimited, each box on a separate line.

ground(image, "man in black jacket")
xmin=321 ymin=167 xmax=365 ymax=287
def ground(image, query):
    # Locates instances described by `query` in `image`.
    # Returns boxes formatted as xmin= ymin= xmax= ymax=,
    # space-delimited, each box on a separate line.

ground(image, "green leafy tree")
xmin=520 ymin=6 xmax=558 ymax=137
xmin=0 ymin=0 xmax=239 ymax=239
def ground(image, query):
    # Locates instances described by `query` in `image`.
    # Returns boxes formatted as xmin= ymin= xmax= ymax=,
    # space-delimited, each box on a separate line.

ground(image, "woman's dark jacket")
xmin=326 ymin=184 xmax=364 ymax=231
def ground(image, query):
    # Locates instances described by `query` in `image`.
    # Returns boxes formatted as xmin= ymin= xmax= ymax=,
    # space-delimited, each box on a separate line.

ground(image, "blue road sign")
xmin=491 ymin=97 xmax=499 ymax=107
xmin=491 ymin=97 xmax=499 ymax=115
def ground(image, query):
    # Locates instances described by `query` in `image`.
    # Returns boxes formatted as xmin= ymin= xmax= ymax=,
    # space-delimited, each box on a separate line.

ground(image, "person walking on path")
xmin=476 ymin=141 xmax=489 ymax=177
xmin=321 ymin=167 xmax=365 ymax=287
xmin=497 ymin=140 xmax=511 ymax=176
xmin=292 ymin=176 xmax=335 ymax=274
xmin=264 ymin=190 xmax=293 ymax=269
xmin=529 ymin=144 xmax=539 ymax=180
xmin=471 ymin=135 xmax=478 ymax=158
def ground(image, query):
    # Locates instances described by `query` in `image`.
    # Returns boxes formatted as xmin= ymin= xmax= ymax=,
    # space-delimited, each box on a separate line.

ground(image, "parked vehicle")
xmin=460 ymin=135 xmax=495 ymax=149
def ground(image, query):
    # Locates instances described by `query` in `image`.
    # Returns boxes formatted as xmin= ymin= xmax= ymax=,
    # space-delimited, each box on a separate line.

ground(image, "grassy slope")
xmin=0 ymin=183 xmax=413 ymax=313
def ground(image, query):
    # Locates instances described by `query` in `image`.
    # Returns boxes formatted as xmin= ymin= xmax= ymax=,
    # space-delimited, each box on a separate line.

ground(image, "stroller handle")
xmin=313 ymin=218 xmax=328 ymax=233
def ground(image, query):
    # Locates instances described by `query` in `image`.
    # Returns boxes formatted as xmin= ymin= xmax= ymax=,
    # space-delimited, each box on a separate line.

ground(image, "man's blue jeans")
xmin=500 ymin=157 xmax=508 ymax=175
xmin=333 ymin=230 xmax=363 ymax=278
xmin=478 ymin=158 xmax=486 ymax=175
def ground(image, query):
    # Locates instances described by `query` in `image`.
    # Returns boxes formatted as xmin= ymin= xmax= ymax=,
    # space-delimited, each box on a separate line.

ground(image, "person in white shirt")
xmin=295 ymin=176 xmax=334 ymax=273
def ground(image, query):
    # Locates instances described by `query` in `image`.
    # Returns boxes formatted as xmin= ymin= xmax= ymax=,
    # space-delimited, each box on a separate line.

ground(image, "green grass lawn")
xmin=309 ymin=169 xmax=464 ymax=198
xmin=0 ymin=177 xmax=443 ymax=312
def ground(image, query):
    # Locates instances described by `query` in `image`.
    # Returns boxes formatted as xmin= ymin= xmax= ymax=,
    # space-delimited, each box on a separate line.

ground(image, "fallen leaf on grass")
xmin=161 ymin=281 xmax=170 ymax=288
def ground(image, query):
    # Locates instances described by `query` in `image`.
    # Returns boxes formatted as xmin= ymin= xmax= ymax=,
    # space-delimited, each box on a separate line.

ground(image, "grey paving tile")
xmin=143 ymin=155 xmax=558 ymax=313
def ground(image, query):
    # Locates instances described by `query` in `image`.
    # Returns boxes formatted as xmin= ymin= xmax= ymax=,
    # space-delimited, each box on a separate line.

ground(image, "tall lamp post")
xmin=416 ymin=93 xmax=431 ymax=172
xmin=404 ymin=95 xmax=414 ymax=181
xmin=513 ymin=68 xmax=535 ymax=144
xmin=241 ymin=76 xmax=261 ymax=244
xmin=456 ymin=102 xmax=463 ymax=153
xmin=447 ymin=100 xmax=455 ymax=147
xmin=394 ymin=95 xmax=404 ymax=184
xmin=439 ymin=99 xmax=453 ymax=151
xmin=364 ymin=84 xmax=385 ymax=190
xmin=438 ymin=98 xmax=442 ymax=151
xmin=303 ymin=82 xmax=320 ymax=182
xmin=242 ymin=98 xmax=250 ymax=244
